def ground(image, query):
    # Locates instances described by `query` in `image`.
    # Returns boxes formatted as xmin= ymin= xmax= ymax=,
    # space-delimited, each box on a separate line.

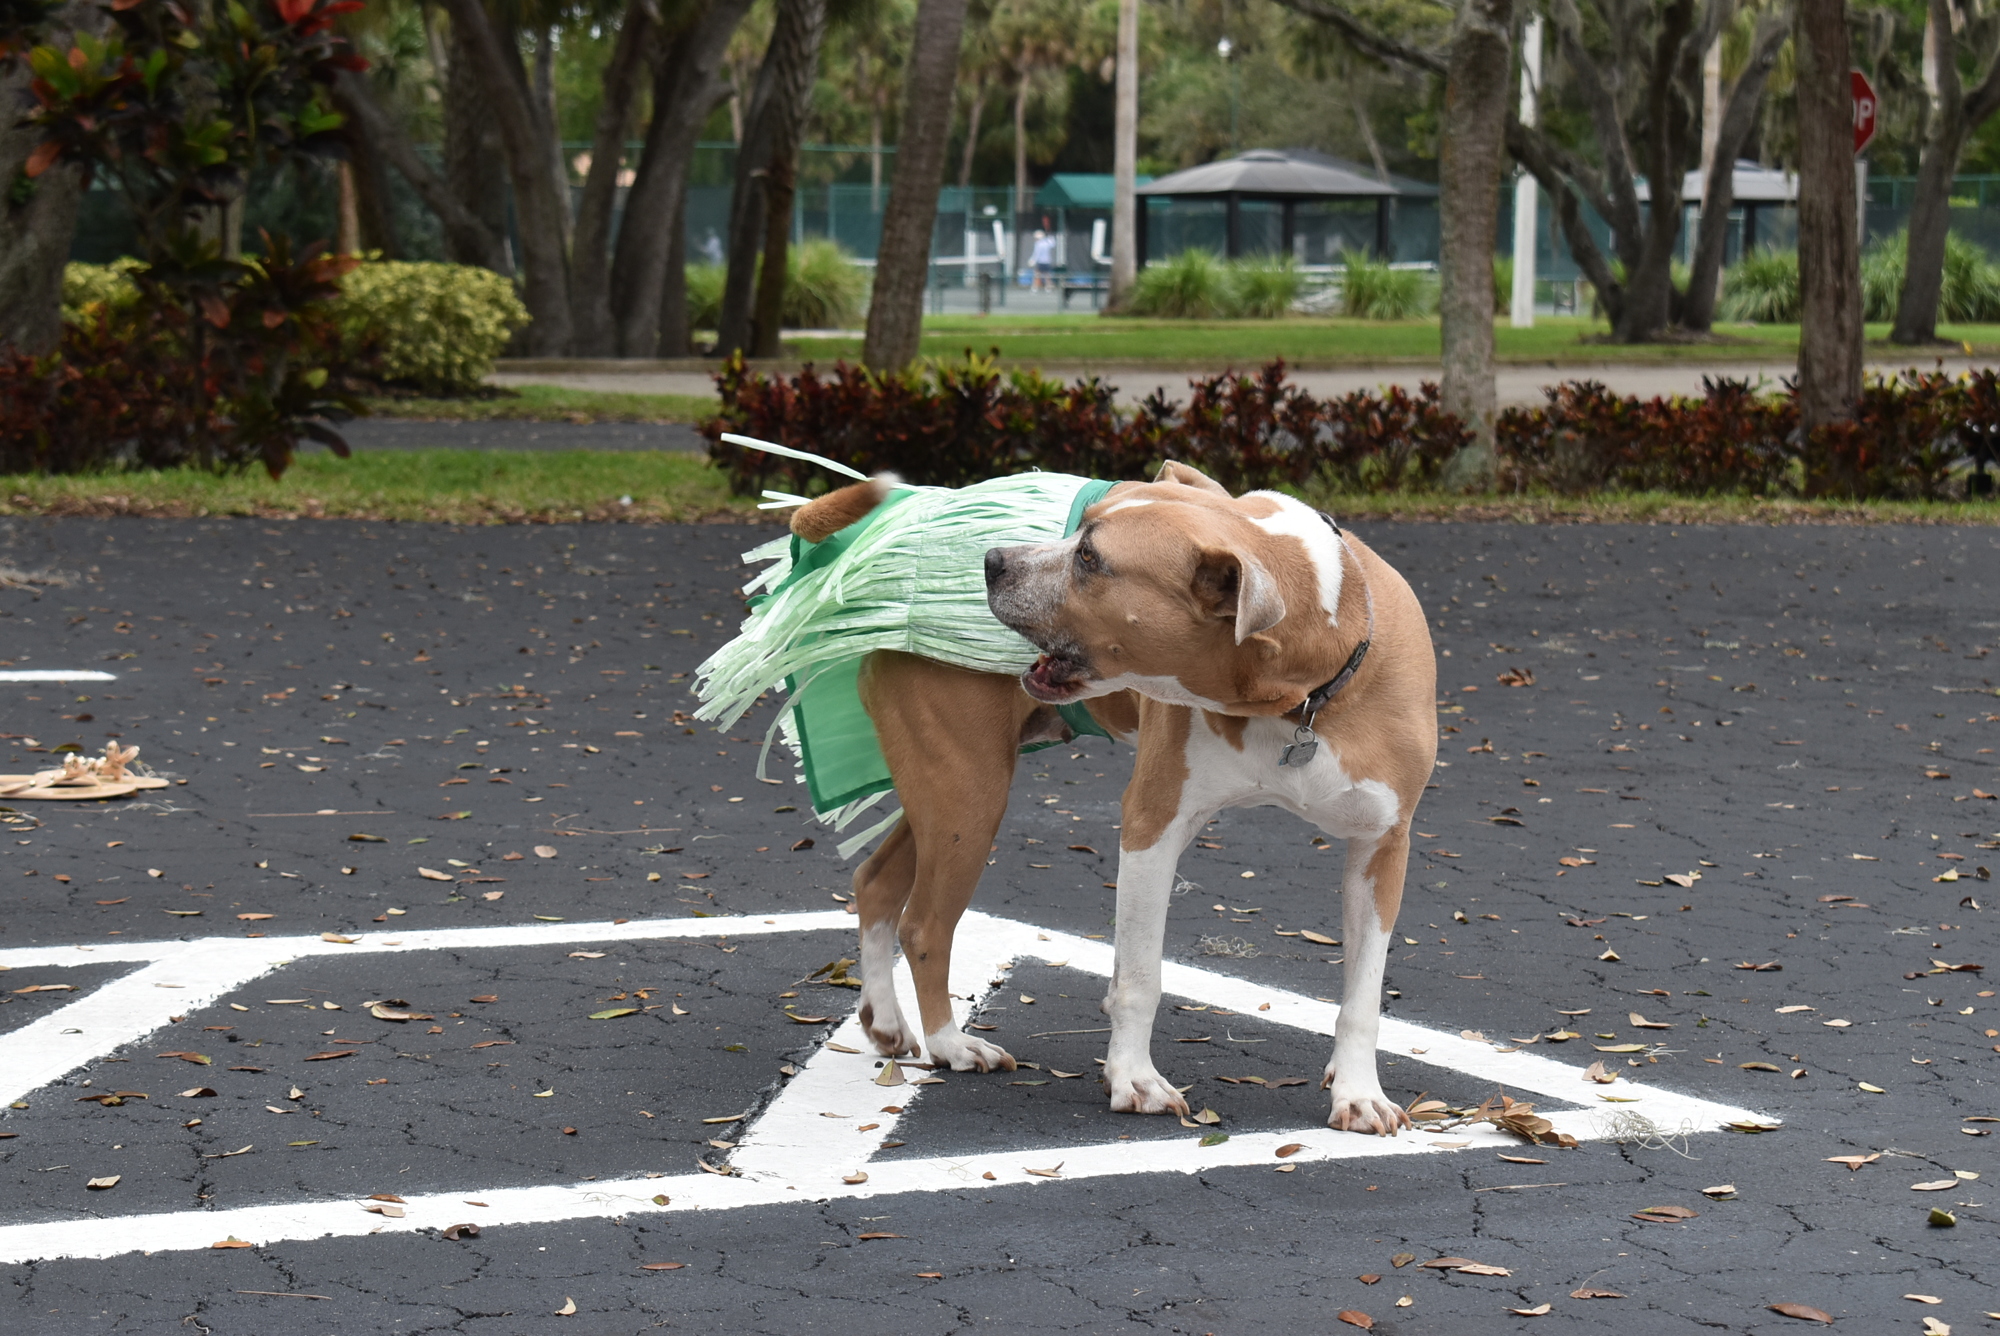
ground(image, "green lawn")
xmin=4 ymin=452 xmax=1994 ymax=526
xmin=363 ymin=383 xmax=719 ymax=423
xmin=781 ymin=314 xmax=2000 ymax=368
xmin=0 ymin=450 xmax=741 ymax=524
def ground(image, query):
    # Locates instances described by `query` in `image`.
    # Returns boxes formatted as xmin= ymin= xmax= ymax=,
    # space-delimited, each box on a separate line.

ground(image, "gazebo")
xmin=1136 ymin=148 xmax=1435 ymax=265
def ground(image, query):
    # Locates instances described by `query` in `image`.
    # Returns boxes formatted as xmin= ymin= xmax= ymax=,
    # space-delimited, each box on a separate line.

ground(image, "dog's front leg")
xmin=1102 ymin=826 xmax=1200 ymax=1116
xmin=1322 ymin=827 xmax=1414 ymax=1136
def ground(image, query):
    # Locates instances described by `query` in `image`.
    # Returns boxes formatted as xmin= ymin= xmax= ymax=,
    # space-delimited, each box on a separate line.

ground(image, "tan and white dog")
xmin=792 ymin=461 xmax=1435 ymax=1135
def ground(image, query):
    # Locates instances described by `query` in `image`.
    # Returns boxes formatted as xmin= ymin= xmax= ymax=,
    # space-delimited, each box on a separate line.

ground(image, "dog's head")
xmin=985 ymin=462 xmax=1361 ymax=714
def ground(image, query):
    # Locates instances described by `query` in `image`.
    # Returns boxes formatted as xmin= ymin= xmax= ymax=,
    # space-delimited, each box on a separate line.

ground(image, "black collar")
xmin=1291 ymin=511 xmax=1372 ymax=720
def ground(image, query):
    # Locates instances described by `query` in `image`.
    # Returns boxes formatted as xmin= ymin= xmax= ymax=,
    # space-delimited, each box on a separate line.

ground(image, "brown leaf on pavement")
xmin=1336 ymin=1312 xmax=1374 ymax=1330
xmin=1767 ymin=1302 xmax=1835 ymax=1323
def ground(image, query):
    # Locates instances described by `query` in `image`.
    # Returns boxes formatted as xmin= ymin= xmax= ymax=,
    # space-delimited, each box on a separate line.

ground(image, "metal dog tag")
xmin=1279 ymin=724 xmax=1318 ymax=767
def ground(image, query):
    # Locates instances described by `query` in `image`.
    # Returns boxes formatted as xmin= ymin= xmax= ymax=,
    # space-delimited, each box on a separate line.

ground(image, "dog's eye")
xmin=1077 ymin=545 xmax=1097 ymax=567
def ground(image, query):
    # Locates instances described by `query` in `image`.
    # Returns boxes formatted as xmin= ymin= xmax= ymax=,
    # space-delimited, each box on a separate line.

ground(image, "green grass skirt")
xmin=695 ymin=473 xmax=1113 ymax=855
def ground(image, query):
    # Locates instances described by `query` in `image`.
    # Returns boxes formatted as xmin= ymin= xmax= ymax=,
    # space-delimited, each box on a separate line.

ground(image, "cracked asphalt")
xmin=1 ymin=510 xmax=1997 ymax=1335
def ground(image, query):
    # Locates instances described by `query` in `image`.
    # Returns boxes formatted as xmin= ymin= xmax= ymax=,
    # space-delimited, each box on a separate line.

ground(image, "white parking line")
xmin=0 ymin=910 xmax=1766 ymax=1264
xmin=0 ymin=670 xmax=118 ymax=682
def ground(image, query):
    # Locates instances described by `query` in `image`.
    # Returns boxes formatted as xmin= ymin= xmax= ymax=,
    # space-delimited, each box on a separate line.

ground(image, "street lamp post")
xmin=1217 ymin=36 xmax=1239 ymax=154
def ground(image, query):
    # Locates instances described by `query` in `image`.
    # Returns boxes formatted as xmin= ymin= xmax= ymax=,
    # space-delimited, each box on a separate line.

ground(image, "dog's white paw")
xmin=924 ymin=1027 xmax=1016 ymax=1073
xmin=857 ymin=999 xmax=921 ymax=1060
xmin=1322 ymin=1072 xmax=1410 ymax=1137
xmin=1104 ymin=1064 xmax=1190 ymax=1116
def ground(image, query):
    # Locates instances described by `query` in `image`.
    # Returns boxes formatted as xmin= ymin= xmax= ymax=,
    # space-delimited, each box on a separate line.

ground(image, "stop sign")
xmin=1852 ymin=69 xmax=1878 ymax=155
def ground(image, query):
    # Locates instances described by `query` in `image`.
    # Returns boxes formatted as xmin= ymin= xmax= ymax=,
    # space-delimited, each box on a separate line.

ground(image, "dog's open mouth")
xmin=1023 ymin=652 xmax=1092 ymax=703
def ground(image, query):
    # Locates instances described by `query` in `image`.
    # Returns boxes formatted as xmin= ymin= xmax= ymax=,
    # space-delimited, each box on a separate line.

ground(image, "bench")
xmin=1059 ymin=275 xmax=1109 ymax=311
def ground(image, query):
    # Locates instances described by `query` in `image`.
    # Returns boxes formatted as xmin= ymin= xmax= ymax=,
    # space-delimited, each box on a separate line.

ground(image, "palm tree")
xmin=863 ymin=0 xmax=970 ymax=367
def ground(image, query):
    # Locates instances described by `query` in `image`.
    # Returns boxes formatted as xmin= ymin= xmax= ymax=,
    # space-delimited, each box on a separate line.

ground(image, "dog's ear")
xmin=1153 ymin=460 xmax=1230 ymax=496
xmin=1192 ymin=548 xmax=1286 ymax=643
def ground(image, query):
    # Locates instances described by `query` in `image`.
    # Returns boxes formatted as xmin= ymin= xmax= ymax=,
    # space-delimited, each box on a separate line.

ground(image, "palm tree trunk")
xmin=750 ymin=0 xmax=829 ymax=356
xmin=1894 ymin=0 xmax=1966 ymax=344
xmin=1436 ymin=0 xmax=1514 ymax=485
xmin=1683 ymin=11 xmax=1789 ymax=332
xmin=862 ymin=0 xmax=969 ymax=369
xmin=958 ymin=71 xmax=986 ymax=187
xmin=438 ymin=0 xmax=574 ymax=354
xmin=334 ymin=70 xmax=508 ymax=272
xmin=609 ymin=0 xmax=752 ymax=357
xmin=1012 ymin=68 xmax=1029 ymax=268
xmin=1794 ymin=0 xmax=1863 ymax=449
xmin=442 ymin=18 xmax=514 ymax=271
xmin=570 ymin=0 xmax=655 ymax=355
xmin=0 ymin=76 xmax=85 ymax=354
xmin=1110 ymin=0 xmax=1139 ymax=306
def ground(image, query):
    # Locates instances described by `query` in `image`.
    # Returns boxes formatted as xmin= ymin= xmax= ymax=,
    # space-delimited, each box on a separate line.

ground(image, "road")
xmin=0 ymin=512 xmax=1996 ymax=1334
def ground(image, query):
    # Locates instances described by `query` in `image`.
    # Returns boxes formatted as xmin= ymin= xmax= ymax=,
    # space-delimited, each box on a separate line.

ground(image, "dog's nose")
xmin=984 ymin=546 xmax=1008 ymax=587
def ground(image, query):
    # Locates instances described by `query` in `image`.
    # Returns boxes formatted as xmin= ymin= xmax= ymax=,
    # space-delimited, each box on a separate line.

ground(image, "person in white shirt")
xmin=1029 ymin=231 xmax=1056 ymax=290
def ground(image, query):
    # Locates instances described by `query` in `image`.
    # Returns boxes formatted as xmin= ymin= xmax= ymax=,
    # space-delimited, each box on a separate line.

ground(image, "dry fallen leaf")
xmin=1922 ymin=1318 xmax=1951 ymax=1336
xmin=1767 ymin=1302 xmax=1835 ymax=1323
xmin=1702 ymin=1184 xmax=1737 ymax=1199
xmin=1910 ymin=1180 xmax=1958 ymax=1192
xmin=1905 ymin=1294 xmax=1944 ymax=1304
xmin=1498 ymin=1154 xmax=1548 ymax=1164
xmin=639 ymin=1261 xmax=685 ymax=1271
xmin=1390 ymin=1252 xmax=1415 ymax=1268
xmin=1631 ymin=1205 xmax=1698 ymax=1223
xmin=1300 ymin=930 xmax=1338 ymax=945
xmin=841 ymin=1171 xmax=868 ymax=1184
xmin=1571 ymin=1286 xmax=1626 ymax=1299
xmin=1508 ymin=1303 xmax=1553 ymax=1316
xmin=554 ymin=1297 xmax=576 ymax=1316
xmin=1857 ymin=1082 xmax=1886 ymax=1094
xmin=1275 ymin=1143 xmax=1305 ymax=1158
xmin=1023 ymin=1164 xmax=1063 ymax=1178
xmin=534 ymin=846 xmax=558 ymax=858
xmin=86 ymin=1175 xmax=119 ymax=1190
xmin=441 ymin=1223 xmax=480 ymax=1240
xmin=1826 ymin=1154 xmax=1880 ymax=1171
xmin=855 ymin=1232 xmax=904 ymax=1241
xmin=417 ymin=867 xmax=453 ymax=882
xmin=1336 ymin=1312 xmax=1374 ymax=1330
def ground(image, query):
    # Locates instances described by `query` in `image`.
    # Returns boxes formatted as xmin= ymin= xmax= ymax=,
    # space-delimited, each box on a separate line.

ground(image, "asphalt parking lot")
xmin=1 ymin=510 xmax=1997 ymax=1335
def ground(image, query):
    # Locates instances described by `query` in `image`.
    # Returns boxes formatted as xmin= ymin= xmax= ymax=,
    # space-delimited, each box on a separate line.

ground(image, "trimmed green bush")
xmin=784 ymin=238 xmax=869 ymax=328
xmin=1228 ymin=256 xmax=1306 ymax=318
xmin=1718 ymin=247 xmax=1800 ymax=323
xmin=1859 ymin=230 xmax=2000 ymax=322
xmin=61 ymin=260 xmax=144 ymax=324
xmin=684 ymin=238 xmax=870 ymax=334
xmin=331 ymin=261 xmax=529 ymax=395
xmin=1341 ymin=250 xmax=1434 ymax=319
xmin=686 ymin=263 xmax=726 ymax=331
xmin=1130 ymin=248 xmax=1232 ymax=317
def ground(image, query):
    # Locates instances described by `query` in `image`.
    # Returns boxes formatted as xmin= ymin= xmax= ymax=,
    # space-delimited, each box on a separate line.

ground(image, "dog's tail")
xmin=789 ymin=474 xmax=901 ymax=544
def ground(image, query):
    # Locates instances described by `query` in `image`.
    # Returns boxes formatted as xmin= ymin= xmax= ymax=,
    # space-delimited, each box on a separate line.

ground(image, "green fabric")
xmin=696 ymin=473 xmax=1120 ymax=825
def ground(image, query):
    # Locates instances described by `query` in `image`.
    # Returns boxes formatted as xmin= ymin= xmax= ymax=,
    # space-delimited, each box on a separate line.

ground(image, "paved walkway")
xmin=490 ymin=355 xmax=1994 ymax=409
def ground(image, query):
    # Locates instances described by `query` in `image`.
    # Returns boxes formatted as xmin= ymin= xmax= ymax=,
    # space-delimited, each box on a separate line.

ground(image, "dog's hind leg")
xmin=854 ymin=818 xmax=921 ymax=1058
xmin=863 ymin=651 xmax=1028 ymax=1074
xmin=1321 ymin=827 xmax=1415 ymax=1136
